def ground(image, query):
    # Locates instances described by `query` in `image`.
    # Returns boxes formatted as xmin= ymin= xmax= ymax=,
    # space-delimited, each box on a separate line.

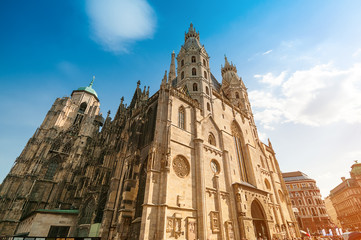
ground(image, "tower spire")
xmin=168 ymin=51 xmax=176 ymax=82
xmin=89 ymin=76 xmax=95 ymax=87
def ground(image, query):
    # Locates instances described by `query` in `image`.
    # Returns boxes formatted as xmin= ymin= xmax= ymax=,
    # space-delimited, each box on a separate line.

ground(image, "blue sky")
xmin=1 ymin=0 xmax=361 ymax=198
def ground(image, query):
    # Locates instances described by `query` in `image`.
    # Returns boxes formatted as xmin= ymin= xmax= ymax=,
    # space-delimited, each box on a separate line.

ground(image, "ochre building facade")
xmin=0 ymin=24 xmax=299 ymax=240
xmin=329 ymin=161 xmax=361 ymax=232
xmin=282 ymin=171 xmax=333 ymax=236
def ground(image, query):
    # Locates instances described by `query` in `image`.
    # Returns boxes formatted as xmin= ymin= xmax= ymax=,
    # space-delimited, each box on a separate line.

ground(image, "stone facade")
xmin=329 ymin=161 xmax=361 ymax=232
xmin=282 ymin=171 xmax=333 ymax=235
xmin=0 ymin=24 xmax=300 ymax=239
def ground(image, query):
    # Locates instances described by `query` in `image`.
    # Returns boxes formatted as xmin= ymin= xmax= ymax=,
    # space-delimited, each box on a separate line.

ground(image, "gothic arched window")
xmin=207 ymin=102 xmax=210 ymax=111
xmin=206 ymin=86 xmax=209 ymax=95
xmin=178 ymin=107 xmax=185 ymax=130
xmin=301 ymin=208 xmax=306 ymax=215
xmin=231 ymin=121 xmax=250 ymax=183
xmin=63 ymin=142 xmax=72 ymax=154
xmin=204 ymin=71 xmax=207 ymax=79
xmin=51 ymin=139 xmax=61 ymax=152
xmin=191 ymin=56 xmax=196 ymax=63
xmin=79 ymin=102 xmax=87 ymax=113
xmin=203 ymin=59 xmax=206 ymax=66
xmin=45 ymin=162 xmax=58 ymax=180
xmin=192 ymin=68 xmax=196 ymax=76
xmin=181 ymin=71 xmax=184 ymax=80
xmin=208 ymin=133 xmax=216 ymax=146
xmin=181 ymin=59 xmax=184 ymax=67
xmin=193 ymin=83 xmax=198 ymax=91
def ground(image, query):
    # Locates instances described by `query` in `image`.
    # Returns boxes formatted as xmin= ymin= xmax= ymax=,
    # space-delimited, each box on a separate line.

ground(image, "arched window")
xmin=45 ymin=162 xmax=58 ymax=180
xmin=192 ymin=68 xmax=196 ymax=76
xmin=307 ymin=199 xmax=312 ymax=205
xmin=193 ymin=83 xmax=198 ymax=91
xmin=264 ymin=179 xmax=271 ymax=190
xmin=291 ymin=200 xmax=295 ymax=205
xmin=207 ymin=103 xmax=210 ymax=111
xmin=203 ymin=59 xmax=206 ymax=66
xmin=204 ymin=71 xmax=207 ymax=79
xmin=208 ymin=133 xmax=216 ymax=146
xmin=63 ymin=142 xmax=72 ymax=154
xmin=178 ymin=107 xmax=185 ymax=129
xmin=191 ymin=56 xmax=196 ymax=63
xmin=79 ymin=102 xmax=87 ymax=113
xmin=278 ymin=190 xmax=285 ymax=202
xmin=181 ymin=71 xmax=184 ymax=79
xmin=235 ymin=92 xmax=240 ymax=99
xmin=231 ymin=121 xmax=250 ymax=183
xmin=311 ymin=208 xmax=317 ymax=216
xmin=298 ymin=199 xmax=303 ymax=205
xmin=181 ymin=59 xmax=184 ymax=67
xmin=301 ymin=208 xmax=306 ymax=216
xmin=51 ymin=139 xmax=61 ymax=152
xmin=206 ymin=86 xmax=209 ymax=95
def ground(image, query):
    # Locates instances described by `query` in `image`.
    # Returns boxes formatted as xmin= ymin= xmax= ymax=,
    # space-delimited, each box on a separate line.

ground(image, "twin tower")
xmin=0 ymin=24 xmax=299 ymax=240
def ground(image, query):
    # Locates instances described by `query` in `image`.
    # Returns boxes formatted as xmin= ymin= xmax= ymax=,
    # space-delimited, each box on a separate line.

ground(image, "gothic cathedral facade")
xmin=0 ymin=24 xmax=299 ymax=239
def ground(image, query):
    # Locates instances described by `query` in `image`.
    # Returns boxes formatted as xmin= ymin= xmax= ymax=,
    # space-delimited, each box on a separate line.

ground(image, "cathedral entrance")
xmin=251 ymin=200 xmax=270 ymax=240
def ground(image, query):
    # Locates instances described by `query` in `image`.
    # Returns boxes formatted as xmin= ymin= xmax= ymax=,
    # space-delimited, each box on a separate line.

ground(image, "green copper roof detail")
xmin=77 ymin=76 xmax=98 ymax=97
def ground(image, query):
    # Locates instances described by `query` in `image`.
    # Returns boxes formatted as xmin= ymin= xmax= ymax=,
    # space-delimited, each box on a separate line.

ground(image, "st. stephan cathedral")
xmin=0 ymin=25 xmax=300 ymax=239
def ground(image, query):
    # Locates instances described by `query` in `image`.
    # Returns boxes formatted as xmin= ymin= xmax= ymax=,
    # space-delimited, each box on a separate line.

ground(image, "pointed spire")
xmin=120 ymin=96 xmax=124 ymax=105
xmin=89 ymin=76 xmax=95 ymax=87
xmin=137 ymin=80 xmax=141 ymax=88
xmin=224 ymin=55 xmax=230 ymax=67
xmin=168 ymin=51 xmax=176 ymax=82
xmin=146 ymin=86 xmax=150 ymax=97
xmin=185 ymin=23 xmax=200 ymax=41
xmin=161 ymin=70 xmax=168 ymax=85
xmin=143 ymin=86 xmax=146 ymax=94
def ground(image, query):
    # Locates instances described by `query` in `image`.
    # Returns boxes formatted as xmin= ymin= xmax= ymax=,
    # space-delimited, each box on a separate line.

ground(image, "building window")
xmin=191 ymin=56 xmax=196 ymax=63
xmin=298 ymin=199 xmax=303 ymax=205
xmin=264 ymin=179 xmax=271 ymax=190
xmin=203 ymin=59 xmax=206 ymax=66
xmin=307 ymin=199 xmax=312 ymax=205
xmin=232 ymin=121 xmax=250 ymax=183
xmin=301 ymin=208 xmax=306 ymax=216
xmin=48 ymin=226 xmax=70 ymax=237
xmin=51 ymin=139 xmax=61 ymax=152
xmin=208 ymin=133 xmax=216 ymax=146
xmin=79 ymin=102 xmax=87 ymax=114
xmin=193 ymin=83 xmax=198 ymax=91
xmin=206 ymin=86 xmax=209 ymax=95
xmin=181 ymin=71 xmax=184 ymax=79
xmin=291 ymin=200 xmax=295 ymax=205
xmin=178 ymin=107 xmax=185 ymax=129
xmin=181 ymin=59 xmax=184 ymax=67
xmin=204 ymin=71 xmax=207 ymax=79
xmin=63 ymin=142 xmax=72 ymax=154
xmin=45 ymin=162 xmax=58 ymax=180
xmin=192 ymin=68 xmax=196 ymax=76
xmin=207 ymin=102 xmax=210 ymax=111
xmin=235 ymin=92 xmax=240 ymax=99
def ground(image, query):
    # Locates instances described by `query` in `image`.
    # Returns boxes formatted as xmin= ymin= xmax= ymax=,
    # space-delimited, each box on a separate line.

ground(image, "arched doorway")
xmin=251 ymin=200 xmax=270 ymax=240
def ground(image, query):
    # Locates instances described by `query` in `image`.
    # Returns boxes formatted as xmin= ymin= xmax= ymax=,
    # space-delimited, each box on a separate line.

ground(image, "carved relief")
xmin=172 ymin=155 xmax=190 ymax=178
xmin=210 ymin=211 xmax=220 ymax=233
xmin=186 ymin=217 xmax=197 ymax=240
xmin=167 ymin=215 xmax=182 ymax=239
xmin=225 ymin=221 xmax=235 ymax=240
xmin=167 ymin=217 xmax=174 ymax=233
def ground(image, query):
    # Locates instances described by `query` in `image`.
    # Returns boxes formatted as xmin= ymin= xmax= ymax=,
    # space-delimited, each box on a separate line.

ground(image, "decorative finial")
xmin=120 ymin=97 xmax=124 ymax=104
xmin=355 ymin=160 xmax=359 ymax=164
xmin=137 ymin=80 xmax=141 ymax=87
xmin=107 ymin=110 xmax=111 ymax=118
xmin=89 ymin=76 xmax=95 ymax=87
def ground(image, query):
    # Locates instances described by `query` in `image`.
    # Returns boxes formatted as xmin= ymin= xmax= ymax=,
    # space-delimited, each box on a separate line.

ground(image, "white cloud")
xmin=353 ymin=48 xmax=361 ymax=57
xmin=254 ymin=71 xmax=286 ymax=86
xmin=250 ymin=63 xmax=361 ymax=127
xmin=86 ymin=0 xmax=156 ymax=53
xmin=262 ymin=49 xmax=272 ymax=55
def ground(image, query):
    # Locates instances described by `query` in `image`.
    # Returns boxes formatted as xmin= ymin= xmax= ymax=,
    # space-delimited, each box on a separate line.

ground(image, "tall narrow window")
xmin=203 ymin=59 xmax=206 ymax=66
xmin=235 ymin=92 xmax=240 ymax=99
xmin=178 ymin=107 xmax=185 ymax=130
xmin=181 ymin=59 xmax=184 ymax=67
xmin=204 ymin=71 xmax=207 ymax=79
xmin=231 ymin=121 xmax=249 ymax=183
xmin=181 ymin=71 xmax=184 ymax=79
xmin=208 ymin=133 xmax=216 ymax=146
xmin=207 ymin=103 xmax=210 ymax=111
xmin=192 ymin=68 xmax=196 ymax=76
xmin=191 ymin=56 xmax=196 ymax=63
xmin=206 ymin=86 xmax=209 ymax=95
xmin=45 ymin=162 xmax=58 ymax=180
xmin=193 ymin=83 xmax=198 ymax=91
xmin=79 ymin=102 xmax=87 ymax=113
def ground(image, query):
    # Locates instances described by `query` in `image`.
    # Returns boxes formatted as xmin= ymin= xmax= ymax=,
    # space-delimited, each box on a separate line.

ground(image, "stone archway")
xmin=251 ymin=200 xmax=270 ymax=240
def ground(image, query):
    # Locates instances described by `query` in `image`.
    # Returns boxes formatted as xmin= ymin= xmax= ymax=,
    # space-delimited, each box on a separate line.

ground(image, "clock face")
xmin=211 ymin=160 xmax=219 ymax=174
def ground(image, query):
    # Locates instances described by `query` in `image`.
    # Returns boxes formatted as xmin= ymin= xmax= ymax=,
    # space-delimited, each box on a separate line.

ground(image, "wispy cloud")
xmin=86 ymin=0 xmax=156 ymax=53
xmin=262 ymin=49 xmax=272 ymax=55
xmin=250 ymin=63 xmax=361 ymax=127
xmin=254 ymin=71 xmax=286 ymax=86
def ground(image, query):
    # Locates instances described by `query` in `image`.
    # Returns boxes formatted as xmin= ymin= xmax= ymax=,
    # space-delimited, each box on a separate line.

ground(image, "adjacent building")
xmin=0 ymin=24 xmax=300 ymax=239
xmin=282 ymin=171 xmax=333 ymax=235
xmin=329 ymin=161 xmax=361 ymax=231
